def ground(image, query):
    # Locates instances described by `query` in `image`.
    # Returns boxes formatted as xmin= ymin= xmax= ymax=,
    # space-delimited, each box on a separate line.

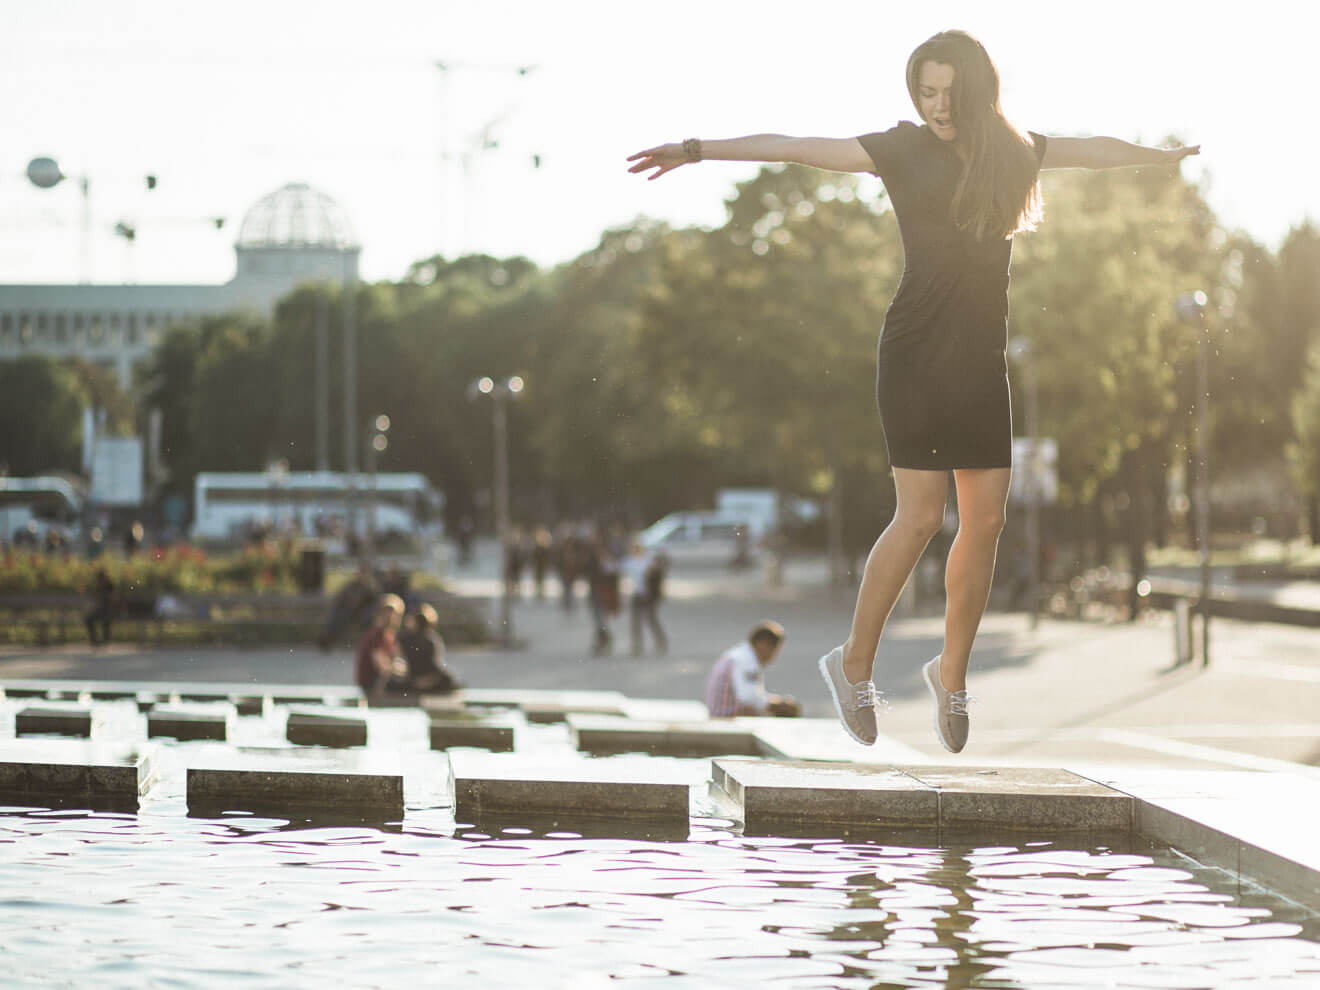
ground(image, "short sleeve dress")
xmin=856 ymin=122 xmax=1047 ymax=470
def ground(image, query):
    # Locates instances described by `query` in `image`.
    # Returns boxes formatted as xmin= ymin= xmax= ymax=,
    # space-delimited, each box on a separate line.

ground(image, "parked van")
xmin=638 ymin=511 xmax=757 ymax=567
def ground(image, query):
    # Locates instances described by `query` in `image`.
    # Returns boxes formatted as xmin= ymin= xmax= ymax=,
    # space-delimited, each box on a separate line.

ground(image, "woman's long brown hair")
xmin=906 ymin=30 xmax=1043 ymax=241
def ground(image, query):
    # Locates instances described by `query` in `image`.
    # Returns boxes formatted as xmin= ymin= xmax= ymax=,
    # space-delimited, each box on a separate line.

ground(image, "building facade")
xmin=0 ymin=183 xmax=361 ymax=387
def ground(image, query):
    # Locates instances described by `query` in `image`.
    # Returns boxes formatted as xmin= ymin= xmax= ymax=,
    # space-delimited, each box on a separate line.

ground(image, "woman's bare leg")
xmin=939 ymin=467 xmax=1012 ymax=691
xmin=841 ymin=468 xmax=948 ymax=683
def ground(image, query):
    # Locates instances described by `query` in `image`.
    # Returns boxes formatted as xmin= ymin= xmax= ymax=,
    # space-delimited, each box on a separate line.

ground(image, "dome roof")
xmin=237 ymin=182 xmax=358 ymax=249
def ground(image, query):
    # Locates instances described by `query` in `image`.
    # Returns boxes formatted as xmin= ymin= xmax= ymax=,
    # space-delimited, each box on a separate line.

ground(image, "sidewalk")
xmin=5 ymin=546 xmax=1317 ymax=776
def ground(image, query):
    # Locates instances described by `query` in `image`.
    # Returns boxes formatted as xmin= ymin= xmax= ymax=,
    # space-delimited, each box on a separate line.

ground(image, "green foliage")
xmin=126 ymin=160 xmax=1318 ymax=547
xmin=0 ymin=357 xmax=88 ymax=475
xmin=0 ymin=542 xmax=301 ymax=594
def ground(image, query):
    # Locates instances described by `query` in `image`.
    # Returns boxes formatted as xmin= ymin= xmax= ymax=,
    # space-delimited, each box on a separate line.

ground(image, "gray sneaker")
xmin=818 ymin=646 xmax=878 ymax=745
xmin=923 ymin=656 xmax=970 ymax=754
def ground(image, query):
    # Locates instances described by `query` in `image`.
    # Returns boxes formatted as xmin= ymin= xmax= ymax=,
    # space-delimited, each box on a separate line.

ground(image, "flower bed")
xmin=0 ymin=542 xmax=302 ymax=595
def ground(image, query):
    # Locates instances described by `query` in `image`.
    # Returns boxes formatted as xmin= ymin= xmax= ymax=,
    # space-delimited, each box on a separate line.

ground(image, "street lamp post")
xmin=1176 ymin=290 xmax=1212 ymax=666
xmin=365 ymin=414 xmax=390 ymax=570
xmin=468 ymin=375 xmax=524 ymax=641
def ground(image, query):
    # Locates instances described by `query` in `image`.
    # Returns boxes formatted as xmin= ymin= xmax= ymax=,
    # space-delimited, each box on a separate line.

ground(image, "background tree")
xmin=0 ymin=357 xmax=88 ymax=475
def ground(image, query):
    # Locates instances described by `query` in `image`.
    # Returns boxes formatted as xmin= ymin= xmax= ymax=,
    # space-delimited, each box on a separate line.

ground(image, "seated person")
xmin=354 ymin=594 xmax=410 ymax=700
xmin=704 ymin=620 xmax=801 ymax=718
xmin=399 ymin=604 xmax=461 ymax=694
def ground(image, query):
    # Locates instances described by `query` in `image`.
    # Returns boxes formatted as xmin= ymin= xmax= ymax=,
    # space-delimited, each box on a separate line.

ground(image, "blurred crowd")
xmin=463 ymin=520 xmax=670 ymax=659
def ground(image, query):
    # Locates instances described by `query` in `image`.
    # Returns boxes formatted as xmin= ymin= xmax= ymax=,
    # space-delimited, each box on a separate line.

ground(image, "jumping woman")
xmin=627 ymin=29 xmax=1199 ymax=753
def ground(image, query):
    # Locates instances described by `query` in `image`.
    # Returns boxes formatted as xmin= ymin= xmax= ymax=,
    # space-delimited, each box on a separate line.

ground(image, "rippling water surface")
xmin=2 ymin=804 xmax=1318 ymax=988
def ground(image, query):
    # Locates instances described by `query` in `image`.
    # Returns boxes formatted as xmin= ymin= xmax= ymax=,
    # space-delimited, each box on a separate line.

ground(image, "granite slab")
xmin=568 ymin=714 xmax=763 ymax=757
xmin=713 ymin=759 xmax=938 ymax=831
xmin=148 ymin=708 xmax=230 ymax=742
xmin=15 ymin=706 xmax=93 ymax=738
xmin=450 ymin=751 xmax=690 ymax=824
xmin=429 ymin=717 xmax=515 ymax=752
xmin=0 ymin=740 xmax=156 ymax=811
xmin=285 ymin=710 xmax=368 ymax=748
xmin=903 ymin=766 xmax=1133 ymax=831
xmin=186 ymin=748 xmax=404 ymax=817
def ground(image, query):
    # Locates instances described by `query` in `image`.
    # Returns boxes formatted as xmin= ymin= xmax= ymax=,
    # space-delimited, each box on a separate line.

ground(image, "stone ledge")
xmin=15 ymin=707 xmax=93 ymax=738
xmin=148 ymin=708 xmax=230 ymax=742
xmin=713 ymin=760 xmax=1132 ymax=832
xmin=429 ymin=718 xmax=515 ymax=753
xmin=569 ymin=714 xmax=763 ymax=757
xmin=0 ymin=740 xmax=156 ymax=811
xmin=187 ymin=767 xmax=403 ymax=817
xmin=714 ymin=759 xmax=938 ymax=831
xmin=450 ymin=752 xmax=690 ymax=824
xmin=285 ymin=710 xmax=368 ymax=748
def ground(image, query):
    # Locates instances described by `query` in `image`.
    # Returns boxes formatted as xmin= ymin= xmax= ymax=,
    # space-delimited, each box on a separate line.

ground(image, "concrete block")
xmin=148 ymin=708 xmax=229 ymax=742
xmin=450 ymin=752 xmax=690 ymax=824
xmin=15 ymin=707 xmax=93 ymax=738
xmin=179 ymin=691 xmax=230 ymax=703
xmin=285 ymin=710 xmax=367 ymax=748
xmin=905 ymin=767 xmax=1133 ymax=831
xmin=187 ymin=752 xmax=403 ymax=817
xmin=231 ymin=695 xmax=265 ymax=717
xmin=0 ymin=740 xmax=156 ymax=811
xmin=1239 ymin=841 xmax=1320 ymax=907
xmin=88 ymin=688 xmax=139 ymax=701
xmin=713 ymin=759 xmax=939 ymax=831
xmin=429 ymin=718 xmax=515 ymax=752
xmin=569 ymin=715 xmax=762 ymax=757
xmin=271 ymin=692 xmax=328 ymax=706
xmin=459 ymin=689 xmax=628 ymax=721
xmin=2 ymin=687 xmax=51 ymax=700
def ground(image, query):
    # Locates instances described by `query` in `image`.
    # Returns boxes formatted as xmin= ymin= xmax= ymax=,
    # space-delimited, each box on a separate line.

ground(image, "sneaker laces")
xmin=851 ymin=681 xmax=880 ymax=711
xmin=947 ymin=690 xmax=975 ymax=717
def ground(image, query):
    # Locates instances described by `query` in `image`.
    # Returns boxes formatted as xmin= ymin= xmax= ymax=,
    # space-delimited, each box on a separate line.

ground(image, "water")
xmin=3 ymin=805 xmax=1319 ymax=987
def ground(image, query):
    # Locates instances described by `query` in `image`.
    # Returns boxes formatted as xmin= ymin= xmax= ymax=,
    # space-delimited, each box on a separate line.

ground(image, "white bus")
xmin=192 ymin=471 xmax=444 ymax=544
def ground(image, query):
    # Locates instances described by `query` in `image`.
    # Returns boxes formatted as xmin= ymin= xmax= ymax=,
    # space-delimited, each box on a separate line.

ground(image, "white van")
xmin=638 ymin=511 xmax=757 ymax=567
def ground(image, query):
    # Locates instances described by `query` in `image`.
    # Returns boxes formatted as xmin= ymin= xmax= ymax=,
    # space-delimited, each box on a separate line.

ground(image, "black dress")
xmin=857 ymin=122 xmax=1046 ymax=470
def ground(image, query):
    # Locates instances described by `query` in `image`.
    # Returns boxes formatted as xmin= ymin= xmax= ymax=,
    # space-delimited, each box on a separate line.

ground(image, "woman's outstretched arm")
xmin=1041 ymin=136 xmax=1200 ymax=171
xmin=627 ymin=135 xmax=872 ymax=180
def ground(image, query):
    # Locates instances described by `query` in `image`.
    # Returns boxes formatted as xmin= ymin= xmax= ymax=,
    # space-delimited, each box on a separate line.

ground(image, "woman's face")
xmin=917 ymin=60 xmax=957 ymax=141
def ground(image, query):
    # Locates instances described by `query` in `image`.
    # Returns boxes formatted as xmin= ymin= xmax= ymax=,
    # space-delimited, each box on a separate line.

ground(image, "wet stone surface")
xmin=285 ymin=710 xmax=368 ymax=748
xmin=15 ymin=706 xmax=93 ymax=738
xmin=429 ymin=718 xmax=515 ymax=752
xmin=569 ymin=714 xmax=764 ymax=757
xmin=0 ymin=739 xmax=155 ymax=811
xmin=148 ymin=708 xmax=230 ymax=742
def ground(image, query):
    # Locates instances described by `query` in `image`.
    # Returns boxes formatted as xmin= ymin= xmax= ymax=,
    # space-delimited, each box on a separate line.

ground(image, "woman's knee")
xmin=960 ymin=508 xmax=1007 ymax=540
xmin=892 ymin=506 xmax=945 ymax=542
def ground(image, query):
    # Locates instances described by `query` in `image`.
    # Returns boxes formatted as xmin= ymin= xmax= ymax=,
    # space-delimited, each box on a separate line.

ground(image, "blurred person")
xmin=320 ymin=563 xmax=379 ymax=650
xmin=503 ymin=525 xmax=527 ymax=600
xmin=583 ymin=528 xmax=619 ymax=656
xmin=556 ymin=521 xmax=581 ymax=612
xmin=354 ymin=593 xmax=409 ymax=700
xmin=84 ymin=567 xmax=115 ymax=646
xmin=621 ymin=539 xmax=668 ymax=656
xmin=400 ymin=604 xmax=460 ymax=694
xmin=531 ymin=525 xmax=554 ymax=600
xmin=629 ymin=28 xmax=1198 ymax=754
xmin=704 ymin=621 xmax=800 ymax=718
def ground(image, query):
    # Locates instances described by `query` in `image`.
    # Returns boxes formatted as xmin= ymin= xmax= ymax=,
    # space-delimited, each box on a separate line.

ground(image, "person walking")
xmin=629 ymin=28 xmax=1198 ymax=753
xmin=620 ymin=539 xmax=668 ymax=656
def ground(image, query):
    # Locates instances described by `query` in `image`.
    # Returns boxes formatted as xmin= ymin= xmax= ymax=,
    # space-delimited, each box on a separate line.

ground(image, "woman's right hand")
xmin=626 ymin=143 xmax=690 ymax=181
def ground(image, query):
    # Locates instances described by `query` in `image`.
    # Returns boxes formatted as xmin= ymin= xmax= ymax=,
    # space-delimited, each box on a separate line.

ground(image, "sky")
xmin=2 ymin=0 xmax=1314 ymax=286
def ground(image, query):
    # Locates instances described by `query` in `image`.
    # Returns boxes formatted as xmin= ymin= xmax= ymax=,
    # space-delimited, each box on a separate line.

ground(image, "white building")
xmin=0 ymin=183 xmax=361 ymax=387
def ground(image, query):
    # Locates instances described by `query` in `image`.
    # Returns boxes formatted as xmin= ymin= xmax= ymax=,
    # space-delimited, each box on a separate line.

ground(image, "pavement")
xmin=2 ymin=539 xmax=1317 ymax=776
